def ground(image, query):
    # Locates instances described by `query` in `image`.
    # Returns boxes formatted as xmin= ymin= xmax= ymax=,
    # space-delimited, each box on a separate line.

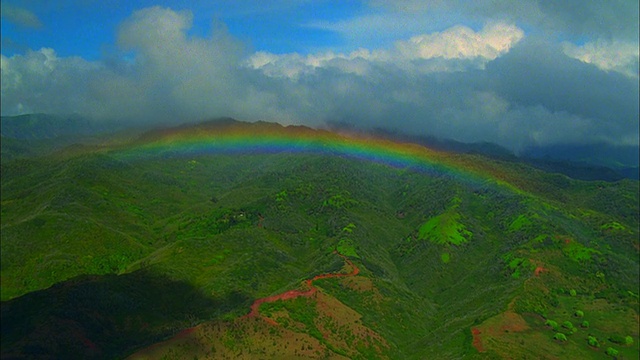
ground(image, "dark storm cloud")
xmin=248 ymin=36 xmax=638 ymax=151
xmin=373 ymin=0 xmax=639 ymax=41
xmin=486 ymin=38 xmax=639 ymax=143
xmin=531 ymin=0 xmax=639 ymax=40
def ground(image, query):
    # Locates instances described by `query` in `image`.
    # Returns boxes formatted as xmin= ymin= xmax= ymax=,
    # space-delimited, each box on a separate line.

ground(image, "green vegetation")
xmin=562 ymin=240 xmax=600 ymax=262
xmin=625 ymin=336 xmax=634 ymax=345
xmin=545 ymin=319 xmax=559 ymax=331
xmin=562 ymin=320 xmax=577 ymax=334
xmin=554 ymin=333 xmax=568 ymax=342
xmin=502 ymin=253 xmax=533 ymax=279
xmin=600 ymin=221 xmax=625 ymax=231
xmin=587 ymin=335 xmax=600 ymax=347
xmin=336 ymin=223 xmax=360 ymax=258
xmin=417 ymin=200 xmax=472 ymax=246
xmin=1 ymin=119 xmax=638 ymax=359
xmin=509 ymin=214 xmax=534 ymax=232
xmin=606 ymin=347 xmax=619 ymax=357
xmin=610 ymin=334 xmax=628 ymax=344
xmin=336 ymin=238 xmax=360 ymax=258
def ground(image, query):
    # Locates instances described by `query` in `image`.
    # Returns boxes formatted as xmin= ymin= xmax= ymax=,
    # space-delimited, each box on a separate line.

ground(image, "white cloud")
xmin=246 ymin=49 xmax=374 ymax=78
xmin=247 ymin=22 xmax=524 ymax=78
xmin=392 ymin=22 xmax=524 ymax=61
xmin=1 ymin=48 xmax=101 ymax=116
xmin=563 ymin=40 xmax=639 ymax=78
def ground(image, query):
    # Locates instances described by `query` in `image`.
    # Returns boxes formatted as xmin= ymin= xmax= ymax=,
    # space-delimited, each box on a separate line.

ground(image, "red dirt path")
xmin=245 ymin=252 xmax=359 ymax=323
xmin=471 ymin=328 xmax=484 ymax=352
xmin=534 ymin=266 xmax=547 ymax=276
xmin=148 ymin=253 xmax=360 ymax=348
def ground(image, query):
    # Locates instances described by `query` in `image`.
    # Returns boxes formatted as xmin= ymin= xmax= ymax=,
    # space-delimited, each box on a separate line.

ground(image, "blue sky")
xmin=1 ymin=1 xmax=368 ymax=58
xmin=1 ymin=1 xmax=638 ymax=155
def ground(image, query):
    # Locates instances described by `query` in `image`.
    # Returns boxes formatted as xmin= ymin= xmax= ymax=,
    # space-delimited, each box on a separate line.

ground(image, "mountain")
xmin=522 ymin=143 xmax=639 ymax=169
xmin=0 ymin=114 xmax=144 ymax=161
xmin=367 ymin=127 xmax=639 ymax=181
xmin=0 ymin=113 xmax=111 ymax=140
xmin=1 ymin=118 xmax=638 ymax=359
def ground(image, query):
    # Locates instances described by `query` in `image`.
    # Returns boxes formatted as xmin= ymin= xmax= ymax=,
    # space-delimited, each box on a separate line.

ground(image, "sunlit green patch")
xmin=562 ymin=240 xmax=600 ymax=262
xmin=502 ymin=252 xmax=532 ymax=279
xmin=532 ymin=234 xmax=549 ymax=243
xmin=418 ymin=211 xmax=472 ymax=246
xmin=337 ymin=238 xmax=360 ymax=258
xmin=600 ymin=222 xmax=625 ymax=231
xmin=509 ymin=214 xmax=533 ymax=231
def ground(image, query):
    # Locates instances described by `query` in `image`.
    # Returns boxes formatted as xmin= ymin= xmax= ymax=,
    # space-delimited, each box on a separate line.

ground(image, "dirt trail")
xmin=471 ymin=328 xmax=484 ymax=352
xmin=245 ymin=252 xmax=359 ymax=323
xmin=138 ymin=253 xmax=360 ymax=353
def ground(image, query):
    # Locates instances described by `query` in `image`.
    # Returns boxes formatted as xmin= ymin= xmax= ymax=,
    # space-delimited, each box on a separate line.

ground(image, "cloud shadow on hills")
xmin=1 ymin=269 xmax=251 ymax=359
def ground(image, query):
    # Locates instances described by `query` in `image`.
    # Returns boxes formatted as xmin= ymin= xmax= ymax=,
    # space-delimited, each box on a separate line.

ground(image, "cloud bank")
xmin=1 ymin=5 xmax=638 ymax=154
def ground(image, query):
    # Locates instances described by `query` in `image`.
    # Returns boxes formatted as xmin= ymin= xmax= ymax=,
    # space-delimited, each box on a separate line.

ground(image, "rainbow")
xmin=112 ymin=121 xmax=521 ymax=193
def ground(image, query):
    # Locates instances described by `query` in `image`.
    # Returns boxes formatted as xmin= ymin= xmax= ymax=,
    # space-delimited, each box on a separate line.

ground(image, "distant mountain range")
xmin=358 ymin=124 xmax=638 ymax=181
xmin=2 ymin=114 xmax=637 ymax=180
xmin=0 ymin=113 xmax=111 ymax=139
xmin=1 ymin=114 xmax=136 ymax=160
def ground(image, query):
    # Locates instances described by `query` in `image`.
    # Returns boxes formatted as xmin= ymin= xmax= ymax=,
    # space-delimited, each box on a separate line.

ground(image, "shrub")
xmin=606 ymin=347 xmax=619 ymax=357
xmin=574 ymin=310 xmax=584 ymax=318
xmin=624 ymin=335 xmax=633 ymax=345
xmin=554 ymin=333 xmax=568 ymax=342
xmin=569 ymin=289 xmax=577 ymax=297
xmin=587 ymin=336 xmax=600 ymax=348
xmin=545 ymin=319 xmax=559 ymax=331
xmin=581 ymin=320 xmax=589 ymax=328
xmin=561 ymin=320 xmax=577 ymax=334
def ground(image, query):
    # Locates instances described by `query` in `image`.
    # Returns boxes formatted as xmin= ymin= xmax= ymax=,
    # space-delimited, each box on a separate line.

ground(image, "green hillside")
xmin=1 ymin=120 xmax=638 ymax=359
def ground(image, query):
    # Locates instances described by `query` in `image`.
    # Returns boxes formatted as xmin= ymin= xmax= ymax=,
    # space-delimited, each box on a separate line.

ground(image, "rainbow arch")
xmin=112 ymin=121 xmax=521 ymax=193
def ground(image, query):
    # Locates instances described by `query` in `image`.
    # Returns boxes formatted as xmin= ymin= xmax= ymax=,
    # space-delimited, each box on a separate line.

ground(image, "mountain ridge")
xmin=2 ymin=114 xmax=637 ymax=180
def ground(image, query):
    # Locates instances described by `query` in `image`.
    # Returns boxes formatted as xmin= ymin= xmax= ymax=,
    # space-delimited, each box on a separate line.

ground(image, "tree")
xmin=545 ymin=319 xmax=559 ymax=331
xmin=581 ymin=320 xmax=589 ymax=328
xmin=605 ymin=347 xmax=619 ymax=357
xmin=554 ymin=333 xmax=568 ymax=342
xmin=624 ymin=335 xmax=633 ymax=345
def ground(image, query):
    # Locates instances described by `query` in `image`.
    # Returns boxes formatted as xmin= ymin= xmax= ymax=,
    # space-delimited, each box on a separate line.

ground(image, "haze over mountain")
xmin=1 ymin=1 xmax=638 ymax=164
xmin=3 ymin=113 xmax=637 ymax=182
